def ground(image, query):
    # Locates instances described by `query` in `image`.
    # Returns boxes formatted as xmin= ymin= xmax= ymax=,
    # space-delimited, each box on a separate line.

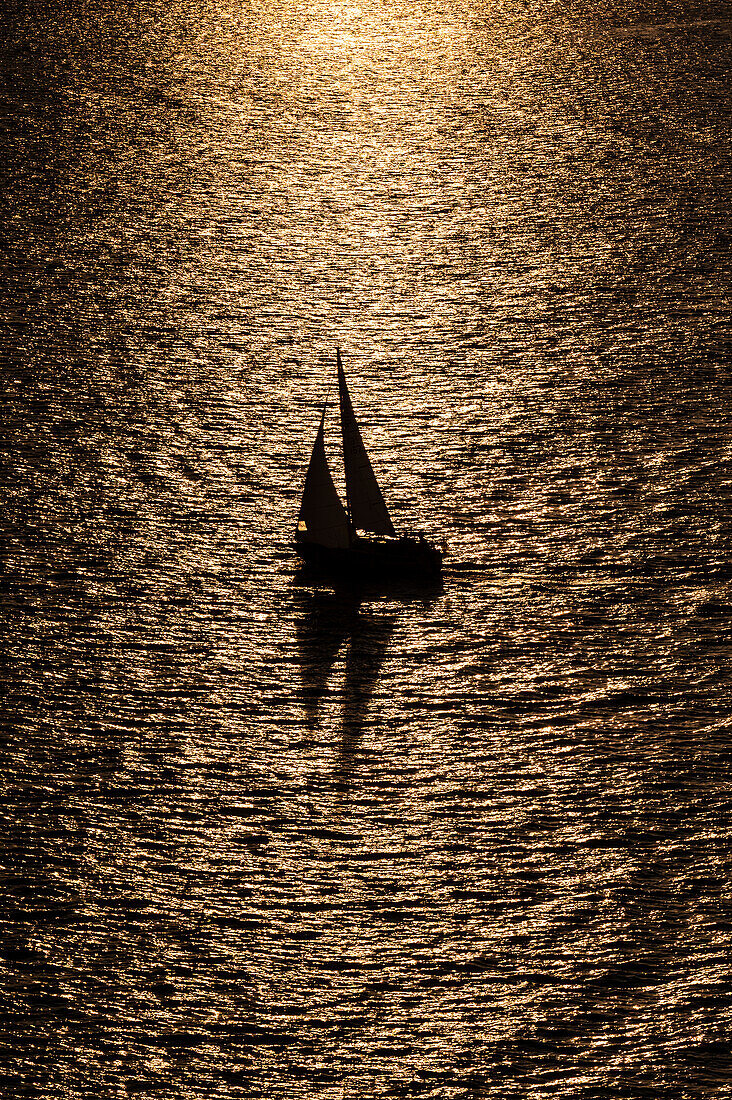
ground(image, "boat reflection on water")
xmin=294 ymin=586 xmax=364 ymax=733
xmin=293 ymin=585 xmax=403 ymax=789
xmin=337 ymin=605 xmax=397 ymax=783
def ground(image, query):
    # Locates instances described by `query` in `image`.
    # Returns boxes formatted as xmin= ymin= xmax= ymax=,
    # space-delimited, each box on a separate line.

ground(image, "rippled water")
xmin=2 ymin=1 xmax=732 ymax=1096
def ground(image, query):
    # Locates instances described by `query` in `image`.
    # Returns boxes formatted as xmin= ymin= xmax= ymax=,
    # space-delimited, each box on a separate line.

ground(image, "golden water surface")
xmin=2 ymin=1 xmax=731 ymax=1096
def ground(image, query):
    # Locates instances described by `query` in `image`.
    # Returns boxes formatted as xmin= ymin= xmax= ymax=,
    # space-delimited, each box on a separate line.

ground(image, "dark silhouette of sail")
xmin=337 ymin=350 xmax=396 ymax=537
xmin=297 ymin=406 xmax=350 ymax=548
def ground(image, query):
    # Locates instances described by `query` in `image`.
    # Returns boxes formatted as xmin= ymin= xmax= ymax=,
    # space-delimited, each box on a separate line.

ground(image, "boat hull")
xmin=294 ymin=534 xmax=443 ymax=583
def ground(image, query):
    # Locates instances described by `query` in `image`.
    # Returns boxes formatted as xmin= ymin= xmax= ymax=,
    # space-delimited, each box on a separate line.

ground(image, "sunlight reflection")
xmin=287 ymin=0 xmax=472 ymax=88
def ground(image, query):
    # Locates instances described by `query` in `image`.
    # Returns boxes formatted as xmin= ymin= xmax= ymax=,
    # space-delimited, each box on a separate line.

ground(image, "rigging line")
xmin=336 ymin=352 xmax=353 ymax=530
xmin=322 ymin=349 xmax=339 ymax=421
xmin=318 ymin=376 xmax=335 ymax=431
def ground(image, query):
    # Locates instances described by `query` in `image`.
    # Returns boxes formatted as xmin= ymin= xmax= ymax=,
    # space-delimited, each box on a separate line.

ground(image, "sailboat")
xmin=294 ymin=349 xmax=443 ymax=582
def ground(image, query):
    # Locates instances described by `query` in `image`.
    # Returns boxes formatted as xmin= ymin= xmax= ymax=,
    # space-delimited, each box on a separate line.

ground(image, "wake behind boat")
xmin=294 ymin=350 xmax=443 ymax=582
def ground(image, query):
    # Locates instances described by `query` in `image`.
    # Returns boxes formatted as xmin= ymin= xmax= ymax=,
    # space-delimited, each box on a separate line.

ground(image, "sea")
xmin=1 ymin=1 xmax=731 ymax=1097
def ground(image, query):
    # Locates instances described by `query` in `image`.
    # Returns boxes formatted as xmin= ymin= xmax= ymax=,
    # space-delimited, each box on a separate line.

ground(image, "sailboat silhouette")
xmin=294 ymin=349 xmax=443 ymax=581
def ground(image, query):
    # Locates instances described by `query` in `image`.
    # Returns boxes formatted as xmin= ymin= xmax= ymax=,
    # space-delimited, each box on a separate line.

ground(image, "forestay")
xmin=337 ymin=351 xmax=396 ymax=537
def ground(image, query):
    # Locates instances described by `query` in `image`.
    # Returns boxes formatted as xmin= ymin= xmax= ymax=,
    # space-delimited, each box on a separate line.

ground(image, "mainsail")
xmin=337 ymin=350 xmax=396 ymax=537
xmin=297 ymin=406 xmax=350 ymax=548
